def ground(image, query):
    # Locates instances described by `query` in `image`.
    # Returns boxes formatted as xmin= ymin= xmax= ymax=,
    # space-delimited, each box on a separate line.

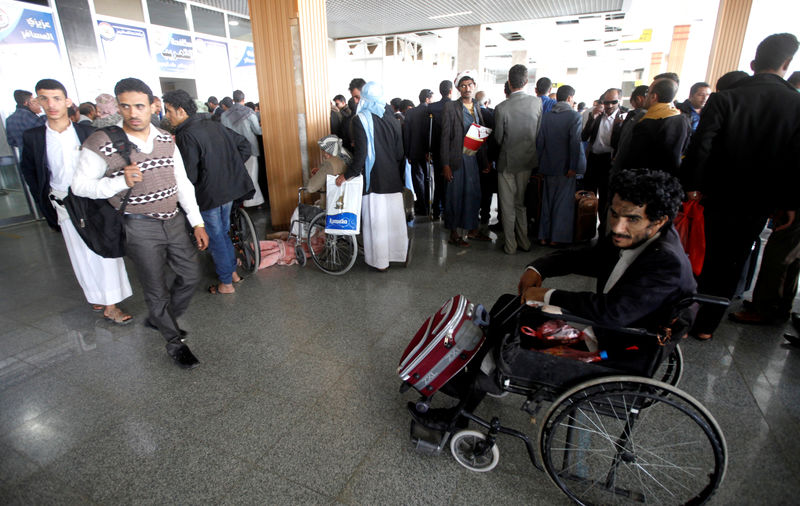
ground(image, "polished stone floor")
xmin=1 ymin=214 xmax=799 ymax=505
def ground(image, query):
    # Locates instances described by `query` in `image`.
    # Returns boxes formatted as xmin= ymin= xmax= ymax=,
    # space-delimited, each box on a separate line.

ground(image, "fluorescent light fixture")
xmin=429 ymin=11 xmax=472 ymax=20
xmin=229 ymin=20 xmax=240 ymax=26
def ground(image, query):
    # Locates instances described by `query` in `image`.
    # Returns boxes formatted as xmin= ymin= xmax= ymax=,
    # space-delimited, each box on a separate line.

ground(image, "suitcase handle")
xmin=472 ymin=304 xmax=490 ymax=327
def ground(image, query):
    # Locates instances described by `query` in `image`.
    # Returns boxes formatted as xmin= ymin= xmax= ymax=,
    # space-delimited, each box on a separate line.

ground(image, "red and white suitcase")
xmin=398 ymin=295 xmax=490 ymax=395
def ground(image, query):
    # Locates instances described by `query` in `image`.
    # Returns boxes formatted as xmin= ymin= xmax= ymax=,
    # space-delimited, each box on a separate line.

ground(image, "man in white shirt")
xmin=72 ymin=78 xmax=209 ymax=369
xmin=20 ymin=79 xmax=133 ymax=324
xmin=581 ymin=88 xmax=624 ymax=230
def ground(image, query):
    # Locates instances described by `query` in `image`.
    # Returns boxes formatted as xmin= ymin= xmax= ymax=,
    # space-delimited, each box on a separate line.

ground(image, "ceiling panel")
xmin=192 ymin=0 xmax=624 ymax=39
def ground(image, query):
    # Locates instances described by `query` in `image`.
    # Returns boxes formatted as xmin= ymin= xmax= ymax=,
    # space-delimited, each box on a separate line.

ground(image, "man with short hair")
xmin=494 ymin=64 xmax=542 ymax=254
xmin=582 ymin=87 xmax=625 ymax=223
xmin=617 ymin=78 xmax=690 ymax=176
xmin=678 ymin=82 xmax=711 ymax=132
xmin=163 ymin=89 xmax=254 ymax=295
xmin=537 ymin=85 xmax=586 ymax=245
xmin=428 ymin=80 xmax=453 ymax=220
xmin=788 ymin=71 xmax=800 ymax=91
xmin=681 ymin=33 xmax=800 ymax=339
xmin=20 ymin=78 xmax=133 ymax=325
xmin=206 ymin=96 xmax=222 ymax=121
xmin=403 ymin=88 xmax=434 ymax=216
xmin=412 ymin=169 xmax=694 ymax=428
xmin=6 ymin=90 xmax=45 ymax=152
xmin=78 ymin=102 xmax=96 ymax=124
xmin=342 ymin=78 xmax=366 ymax=149
xmin=72 ymin=77 xmax=209 ymax=368
xmin=536 ymin=77 xmax=555 ymax=114
xmin=222 ymin=89 xmax=265 ymax=208
xmin=611 ymin=85 xmax=648 ymax=171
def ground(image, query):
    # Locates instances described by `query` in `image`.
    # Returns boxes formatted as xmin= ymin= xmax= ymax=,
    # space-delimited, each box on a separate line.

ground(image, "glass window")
xmin=228 ymin=16 xmax=252 ymax=42
xmin=191 ymin=5 xmax=225 ymax=38
xmin=147 ymin=0 xmax=188 ymax=31
xmin=94 ymin=0 xmax=145 ymax=21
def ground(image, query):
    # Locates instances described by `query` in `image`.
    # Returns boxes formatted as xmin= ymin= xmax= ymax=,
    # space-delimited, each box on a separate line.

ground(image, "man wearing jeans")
xmin=163 ymin=90 xmax=254 ymax=294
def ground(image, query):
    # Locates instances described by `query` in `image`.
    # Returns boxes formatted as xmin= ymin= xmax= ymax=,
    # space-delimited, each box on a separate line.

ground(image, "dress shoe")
xmin=783 ymin=333 xmax=800 ymax=348
xmin=165 ymin=341 xmax=199 ymax=369
xmin=145 ymin=319 xmax=188 ymax=339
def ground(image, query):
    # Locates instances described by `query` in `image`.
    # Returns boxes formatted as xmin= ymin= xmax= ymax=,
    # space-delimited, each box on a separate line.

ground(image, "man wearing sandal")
xmin=20 ymin=79 xmax=134 ymax=325
xmin=163 ymin=89 xmax=254 ymax=295
xmin=72 ymin=78 xmax=208 ymax=369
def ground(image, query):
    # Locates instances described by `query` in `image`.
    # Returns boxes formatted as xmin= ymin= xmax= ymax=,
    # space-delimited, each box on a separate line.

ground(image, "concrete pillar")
xmin=53 ymin=0 xmax=105 ymax=103
xmin=649 ymin=52 xmax=664 ymax=81
xmin=666 ymin=25 xmax=691 ymax=76
xmin=457 ymin=25 xmax=483 ymax=72
xmin=706 ymin=0 xmax=753 ymax=87
xmin=248 ymin=0 xmax=330 ymax=229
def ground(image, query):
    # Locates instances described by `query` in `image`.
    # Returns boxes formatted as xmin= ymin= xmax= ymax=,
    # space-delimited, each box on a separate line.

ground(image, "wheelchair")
xmin=290 ymin=188 xmax=358 ymax=275
xmin=403 ymin=293 xmax=729 ymax=505
xmin=229 ymin=202 xmax=260 ymax=274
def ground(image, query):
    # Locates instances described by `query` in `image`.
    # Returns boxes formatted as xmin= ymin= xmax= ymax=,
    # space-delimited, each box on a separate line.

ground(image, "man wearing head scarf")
xmin=439 ymin=70 xmax=489 ymax=246
xmin=91 ymin=93 xmax=122 ymax=129
xmin=336 ymin=81 xmax=407 ymax=271
xmin=307 ymin=134 xmax=350 ymax=207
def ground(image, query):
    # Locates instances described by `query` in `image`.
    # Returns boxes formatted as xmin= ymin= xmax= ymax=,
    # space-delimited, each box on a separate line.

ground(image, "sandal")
xmin=208 ymin=284 xmax=234 ymax=295
xmin=104 ymin=307 xmax=133 ymax=325
xmin=91 ymin=304 xmax=104 ymax=313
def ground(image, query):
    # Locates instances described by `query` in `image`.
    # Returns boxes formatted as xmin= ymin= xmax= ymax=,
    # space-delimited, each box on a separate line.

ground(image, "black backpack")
xmin=62 ymin=126 xmax=134 ymax=258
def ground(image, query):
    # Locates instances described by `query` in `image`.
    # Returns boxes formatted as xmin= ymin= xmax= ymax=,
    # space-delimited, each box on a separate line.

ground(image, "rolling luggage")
xmin=574 ymin=190 xmax=598 ymax=242
xmin=398 ymin=295 xmax=490 ymax=395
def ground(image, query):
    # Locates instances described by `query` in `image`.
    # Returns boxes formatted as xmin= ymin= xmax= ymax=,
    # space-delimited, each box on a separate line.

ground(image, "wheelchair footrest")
xmin=409 ymin=420 xmax=450 ymax=455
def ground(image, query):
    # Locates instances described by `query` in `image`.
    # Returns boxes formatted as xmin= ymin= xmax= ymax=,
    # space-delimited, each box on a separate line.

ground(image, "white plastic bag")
xmin=325 ymin=174 xmax=363 ymax=235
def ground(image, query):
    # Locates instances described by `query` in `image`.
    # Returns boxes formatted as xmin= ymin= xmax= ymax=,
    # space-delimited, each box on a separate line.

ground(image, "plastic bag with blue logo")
xmin=325 ymin=174 xmax=363 ymax=235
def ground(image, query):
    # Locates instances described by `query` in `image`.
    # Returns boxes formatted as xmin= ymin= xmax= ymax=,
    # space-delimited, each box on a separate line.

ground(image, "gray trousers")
xmin=751 ymin=213 xmax=800 ymax=317
xmin=124 ymin=213 xmax=200 ymax=342
xmin=498 ymin=169 xmax=532 ymax=254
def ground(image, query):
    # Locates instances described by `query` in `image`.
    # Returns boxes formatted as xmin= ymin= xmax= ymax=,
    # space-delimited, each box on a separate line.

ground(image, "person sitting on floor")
xmin=409 ymin=169 xmax=695 ymax=429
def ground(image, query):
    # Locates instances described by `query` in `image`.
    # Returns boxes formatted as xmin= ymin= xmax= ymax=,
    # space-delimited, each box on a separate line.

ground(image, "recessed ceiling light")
xmin=429 ymin=11 xmax=472 ymax=20
xmin=229 ymin=20 xmax=239 ymax=26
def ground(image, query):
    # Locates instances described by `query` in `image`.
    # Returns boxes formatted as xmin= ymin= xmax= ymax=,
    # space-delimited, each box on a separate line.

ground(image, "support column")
xmin=53 ymin=0 xmax=105 ymax=102
xmin=457 ymin=25 xmax=483 ymax=72
xmin=248 ymin=0 xmax=330 ymax=229
xmin=649 ymin=52 xmax=664 ymax=81
xmin=706 ymin=0 xmax=753 ymax=87
xmin=666 ymin=25 xmax=691 ymax=76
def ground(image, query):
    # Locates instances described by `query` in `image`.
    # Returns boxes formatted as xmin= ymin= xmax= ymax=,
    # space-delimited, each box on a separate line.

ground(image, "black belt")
xmin=124 ymin=213 xmax=161 ymax=222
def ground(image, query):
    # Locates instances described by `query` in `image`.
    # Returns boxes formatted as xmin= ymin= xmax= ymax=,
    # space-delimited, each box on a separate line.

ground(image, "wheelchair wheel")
xmin=307 ymin=212 xmax=357 ymax=275
xmin=539 ymin=376 xmax=726 ymax=505
xmin=450 ymin=430 xmax=500 ymax=473
xmin=295 ymin=244 xmax=307 ymax=266
xmin=230 ymin=207 xmax=260 ymax=274
xmin=655 ymin=344 xmax=684 ymax=387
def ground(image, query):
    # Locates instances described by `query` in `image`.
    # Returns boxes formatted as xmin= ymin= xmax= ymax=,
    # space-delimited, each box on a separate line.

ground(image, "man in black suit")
xmin=403 ymin=88 xmax=433 ymax=216
xmin=581 ymin=88 xmax=626 ymax=224
xmin=20 ymin=78 xmax=133 ymax=323
xmin=680 ymin=33 xmax=800 ymax=339
xmin=410 ymin=169 xmax=692 ymax=428
xmin=426 ymin=80 xmax=452 ymax=220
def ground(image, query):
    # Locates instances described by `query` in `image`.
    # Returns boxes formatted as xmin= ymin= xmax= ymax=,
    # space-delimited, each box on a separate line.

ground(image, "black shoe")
xmin=166 ymin=341 xmax=199 ymax=369
xmin=406 ymin=402 xmax=466 ymax=431
xmin=145 ymin=319 xmax=188 ymax=339
xmin=783 ymin=333 xmax=800 ymax=348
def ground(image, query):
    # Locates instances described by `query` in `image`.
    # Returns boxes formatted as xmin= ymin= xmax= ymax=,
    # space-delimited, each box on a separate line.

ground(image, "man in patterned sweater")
xmin=72 ymin=78 xmax=209 ymax=369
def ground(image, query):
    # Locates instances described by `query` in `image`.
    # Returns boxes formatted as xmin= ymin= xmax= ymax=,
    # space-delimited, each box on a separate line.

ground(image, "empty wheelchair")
xmin=400 ymin=293 xmax=728 ymax=505
xmin=229 ymin=202 xmax=260 ymax=274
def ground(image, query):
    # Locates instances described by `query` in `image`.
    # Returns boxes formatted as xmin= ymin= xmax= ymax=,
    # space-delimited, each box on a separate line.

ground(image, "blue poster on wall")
xmin=0 ymin=5 xmax=59 ymax=50
xmin=235 ymin=45 xmax=255 ymax=67
xmin=153 ymin=29 xmax=194 ymax=74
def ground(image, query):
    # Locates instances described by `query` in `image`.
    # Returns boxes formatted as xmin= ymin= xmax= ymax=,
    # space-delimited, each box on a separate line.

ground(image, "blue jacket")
xmin=536 ymin=102 xmax=585 ymax=177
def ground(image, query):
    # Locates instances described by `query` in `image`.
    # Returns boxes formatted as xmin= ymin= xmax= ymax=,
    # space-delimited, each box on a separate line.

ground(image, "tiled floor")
xmin=1 ymin=214 xmax=799 ymax=504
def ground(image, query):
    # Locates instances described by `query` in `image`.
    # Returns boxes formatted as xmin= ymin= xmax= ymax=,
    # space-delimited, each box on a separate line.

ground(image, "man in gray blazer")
xmin=493 ymin=64 xmax=542 ymax=254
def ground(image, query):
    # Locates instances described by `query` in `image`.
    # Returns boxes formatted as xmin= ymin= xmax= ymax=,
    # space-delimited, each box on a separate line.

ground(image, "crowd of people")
xmin=329 ymin=32 xmax=800 ymax=343
xmin=4 ymin=32 xmax=800 ymax=370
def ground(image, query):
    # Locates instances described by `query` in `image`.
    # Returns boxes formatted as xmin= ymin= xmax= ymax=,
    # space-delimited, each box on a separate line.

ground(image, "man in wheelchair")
xmin=409 ymin=168 xmax=695 ymax=430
